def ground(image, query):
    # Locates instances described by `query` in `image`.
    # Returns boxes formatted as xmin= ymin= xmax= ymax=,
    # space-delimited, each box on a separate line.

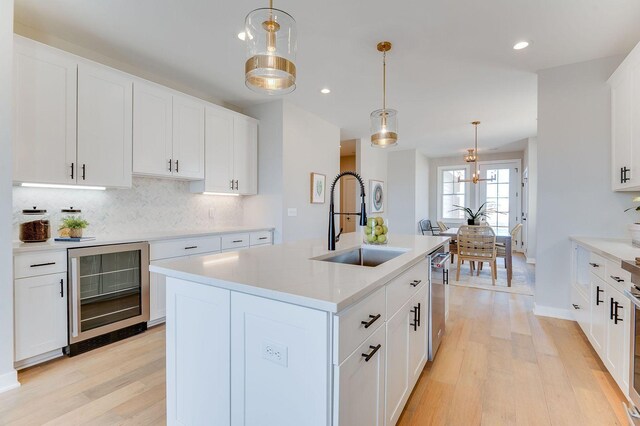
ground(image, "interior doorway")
xmin=340 ymin=140 xmax=358 ymax=234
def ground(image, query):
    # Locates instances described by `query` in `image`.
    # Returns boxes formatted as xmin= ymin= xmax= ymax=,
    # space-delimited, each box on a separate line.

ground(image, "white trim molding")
xmin=526 ymin=257 xmax=536 ymax=264
xmin=533 ymin=303 xmax=573 ymax=321
xmin=0 ymin=369 xmax=19 ymax=394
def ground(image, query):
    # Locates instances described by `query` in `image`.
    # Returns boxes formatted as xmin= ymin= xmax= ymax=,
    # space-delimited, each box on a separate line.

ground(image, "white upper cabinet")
xmin=609 ymin=41 xmax=640 ymax=191
xmin=191 ymin=107 xmax=258 ymax=195
xmin=172 ymin=94 xmax=205 ymax=180
xmin=77 ymin=63 xmax=133 ymax=188
xmin=133 ymin=81 xmax=173 ymax=177
xmin=13 ymin=37 xmax=77 ymax=185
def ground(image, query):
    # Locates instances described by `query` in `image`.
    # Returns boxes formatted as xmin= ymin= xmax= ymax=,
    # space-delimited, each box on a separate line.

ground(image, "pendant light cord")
xmin=382 ymin=50 xmax=386 ymax=111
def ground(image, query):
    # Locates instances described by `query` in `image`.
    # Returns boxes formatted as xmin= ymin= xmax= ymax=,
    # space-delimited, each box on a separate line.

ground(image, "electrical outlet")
xmin=287 ymin=208 xmax=297 ymax=217
xmin=261 ymin=340 xmax=288 ymax=367
xmin=209 ymin=208 xmax=215 ymax=219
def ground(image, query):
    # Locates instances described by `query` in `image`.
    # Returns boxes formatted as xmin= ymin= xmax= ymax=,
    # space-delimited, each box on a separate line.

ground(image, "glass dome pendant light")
xmin=370 ymin=41 xmax=398 ymax=147
xmin=244 ymin=0 xmax=297 ymax=95
xmin=458 ymin=121 xmax=495 ymax=184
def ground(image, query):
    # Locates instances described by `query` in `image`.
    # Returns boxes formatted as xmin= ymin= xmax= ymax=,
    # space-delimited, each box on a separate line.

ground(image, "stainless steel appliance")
xmin=622 ymin=260 xmax=640 ymax=425
xmin=66 ymin=242 xmax=149 ymax=356
xmin=429 ymin=247 xmax=449 ymax=360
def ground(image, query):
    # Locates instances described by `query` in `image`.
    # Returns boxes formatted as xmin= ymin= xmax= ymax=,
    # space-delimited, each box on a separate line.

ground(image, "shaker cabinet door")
xmin=13 ymin=37 xmax=77 ymax=185
xmin=589 ymin=275 xmax=607 ymax=357
xmin=172 ymin=94 xmax=205 ymax=180
xmin=77 ymin=63 xmax=133 ymax=188
xmin=14 ymin=273 xmax=68 ymax=361
xmin=234 ymin=117 xmax=258 ymax=195
xmin=133 ymin=81 xmax=173 ymax=177
xmin=203 ymin=107 xmax=235 ymax=193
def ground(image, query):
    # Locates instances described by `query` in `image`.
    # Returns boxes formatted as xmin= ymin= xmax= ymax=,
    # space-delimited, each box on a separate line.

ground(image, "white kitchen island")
xmin=150 ymin=233 xmax=449 ymax=426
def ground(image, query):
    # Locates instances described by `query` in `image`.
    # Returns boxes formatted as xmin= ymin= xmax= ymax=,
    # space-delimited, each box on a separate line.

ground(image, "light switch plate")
xmin=287 ymin=208 xmax=297 ymax=217
xmin=261 ymin=340 xmax=288 ymax=367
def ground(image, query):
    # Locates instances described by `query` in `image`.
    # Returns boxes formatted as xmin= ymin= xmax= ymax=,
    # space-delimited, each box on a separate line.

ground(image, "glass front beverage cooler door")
xmin=68 ymin=242 xmax=149 ymax=344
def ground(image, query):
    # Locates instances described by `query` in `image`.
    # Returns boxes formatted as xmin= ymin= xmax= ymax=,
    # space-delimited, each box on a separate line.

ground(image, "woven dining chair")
xmin=455 ymin=225 xmax=497 ymax=285
xmin=437 ymin=221 xmax=449 ymax=232
xmin=496 ymin=223 xmax=523 ymax=267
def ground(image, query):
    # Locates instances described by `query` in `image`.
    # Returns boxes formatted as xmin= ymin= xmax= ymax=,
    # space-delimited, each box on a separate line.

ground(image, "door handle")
xmin=361 ymin=314 xmax=381 ymax=329
xmin=361 ymin=344 xmax=381 ymax=362
xmin=596 ymin=286 xmax=603 ymax=305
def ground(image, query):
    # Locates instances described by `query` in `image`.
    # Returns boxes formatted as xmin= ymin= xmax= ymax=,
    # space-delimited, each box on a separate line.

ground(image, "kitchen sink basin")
xmin=313 ymin=246 xmax=408 ymax=267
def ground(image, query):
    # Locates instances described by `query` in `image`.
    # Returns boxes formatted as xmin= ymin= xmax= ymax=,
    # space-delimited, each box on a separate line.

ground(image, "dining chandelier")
xmin=459 ymin=121 xmax=495 ymax=184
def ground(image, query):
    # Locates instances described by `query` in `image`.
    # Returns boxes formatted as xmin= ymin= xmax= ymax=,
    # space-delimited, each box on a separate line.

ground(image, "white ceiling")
xmin=14 ymin=0 xmax=640 ymax=157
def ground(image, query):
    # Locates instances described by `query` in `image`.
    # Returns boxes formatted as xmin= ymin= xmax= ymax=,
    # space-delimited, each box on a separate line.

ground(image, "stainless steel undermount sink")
xmin=313 ymin=246 xmax=408 ymax=267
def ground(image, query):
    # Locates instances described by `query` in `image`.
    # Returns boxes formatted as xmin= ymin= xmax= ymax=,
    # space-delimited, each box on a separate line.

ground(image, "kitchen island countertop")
xmin=150 ymin=233 xmax=450 ymax=312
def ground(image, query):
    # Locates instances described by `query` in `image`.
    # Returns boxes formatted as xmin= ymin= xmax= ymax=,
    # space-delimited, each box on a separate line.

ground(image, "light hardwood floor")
xmin=0 ymin=286 xmax=628 ymax=425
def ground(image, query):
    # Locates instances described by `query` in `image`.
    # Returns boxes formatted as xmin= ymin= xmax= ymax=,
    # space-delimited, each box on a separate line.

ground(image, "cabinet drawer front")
xmin=250 ymin=231 xmax=272 ymax=246
xmin=605 ymin=260 xmax=632 ymax=294
xmin=386 ymin=260 xmax=428 ymax=317
xmin=335 ymin=287 xmax=386 ymax=364
xmin=221 ymin=233 xmax=250 ymax=250
xmin=150 ymin=236 xmax=221 ymax=260
xmin=588 ymin=253 xmax=606 ymax=280
xmin=14 ymin=251 xmax=67 ymax=278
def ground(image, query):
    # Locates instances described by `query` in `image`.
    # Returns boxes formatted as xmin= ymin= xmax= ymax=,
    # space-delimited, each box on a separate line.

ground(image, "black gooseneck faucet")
xmin=328 ymin=171 xmax=367 ymax=250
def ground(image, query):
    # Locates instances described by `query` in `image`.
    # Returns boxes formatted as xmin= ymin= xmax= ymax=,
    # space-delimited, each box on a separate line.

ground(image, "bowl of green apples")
xmin=363 ymin=216 xmax=389 ymax=245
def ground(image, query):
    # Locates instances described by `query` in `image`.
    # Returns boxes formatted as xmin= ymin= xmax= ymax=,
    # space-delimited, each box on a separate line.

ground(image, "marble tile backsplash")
xmin=13 ymin=177 xmax=244 ymax=240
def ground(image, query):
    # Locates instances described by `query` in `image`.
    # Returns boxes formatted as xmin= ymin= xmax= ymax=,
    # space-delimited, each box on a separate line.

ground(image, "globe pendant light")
xmin=459 ymin=121 xmax=495 ymax=184
xmin=370 ymin=41 xmax=398 ymax=147
xmin=244 ymin=0 xmax=297 ymax=94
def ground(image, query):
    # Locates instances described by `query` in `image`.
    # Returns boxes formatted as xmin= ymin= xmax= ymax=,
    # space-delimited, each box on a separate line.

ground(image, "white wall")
xmin=536 ymin=55 xmax=632 ymax=312
xmin=13 ymin=177 xmax=244 ymax=239
xmin=387 ymin=150 xmax=417 ymax=234
xmin=357 ymin=139 xmax=388 ymax=217
xmin=415 ymin=153 xmax=430 ymax=230
xmin=282 ymin=102 xmax=340 ymax=242
xmin=524 ymin=137 xmax=538 ymax=263
xmin=0 ymin=0 xmax=18 ymax=393
xmin=244 ymin=101 xmax=340 ymax=243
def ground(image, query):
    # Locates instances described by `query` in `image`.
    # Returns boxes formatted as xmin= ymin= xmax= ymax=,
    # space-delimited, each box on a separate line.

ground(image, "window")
xmin=438 ymin=167 xmax=468 ymax=220
xmin=484 ymin=168 xmax=510 ymax=235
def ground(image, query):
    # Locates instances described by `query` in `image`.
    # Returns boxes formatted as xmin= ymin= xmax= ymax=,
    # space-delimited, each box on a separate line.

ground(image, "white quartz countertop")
xmin=150 ymin=233 xmax=450 ymax=313
xmin=13 ymin=226 xmax=275 ymax=254
xmin=570 ymin=236 xmax=640 ymax=262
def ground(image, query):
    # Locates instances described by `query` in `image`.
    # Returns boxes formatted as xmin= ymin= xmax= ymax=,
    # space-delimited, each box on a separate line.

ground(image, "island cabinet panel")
xmin=334 ymin=325 xmax=386 ymax=426
xmin=165 ymin=278 xmax=230 ymax=426
xmin=230 ymin=292 xmax=330 ymax=426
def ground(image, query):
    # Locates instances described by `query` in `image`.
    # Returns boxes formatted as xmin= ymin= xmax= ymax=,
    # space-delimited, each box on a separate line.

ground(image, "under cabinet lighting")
xmin=20 ymin=183 xmax=106 ymax=190
xmin=202 ymin=192 xmax=241 ymax=197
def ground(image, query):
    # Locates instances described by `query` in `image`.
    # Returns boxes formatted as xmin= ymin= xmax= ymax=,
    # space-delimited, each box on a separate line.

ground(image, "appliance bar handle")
xmin=443 ymin=269 xmax=449 ymax=285
xmin=610 ymin=275 xmax=625 ymax=283
xmin=70 ymin=258 xmax=79 ymax=338
xmin=361 ymin=314 xmax=381 ymax=329
xmin=361 ymin=344 xmax=382 ymax=362
xmin=614 ymin=302 xmax=623 ymax=324
xmin=409 ymin=279 xmax=421 ymax=287
xmin=596 ymin=286 xmax=603 ymax=305
xmin=30 ymin=262 xmax=56 ymax=268
xmin=431 ymin=253 xmax=451 ymax=268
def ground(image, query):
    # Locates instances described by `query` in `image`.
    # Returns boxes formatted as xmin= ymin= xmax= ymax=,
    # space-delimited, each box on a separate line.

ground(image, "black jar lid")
xmin=61 ymin=207 xmax=81 ymax=213
xmin=22 ymin=206 xmax=46 ymax=215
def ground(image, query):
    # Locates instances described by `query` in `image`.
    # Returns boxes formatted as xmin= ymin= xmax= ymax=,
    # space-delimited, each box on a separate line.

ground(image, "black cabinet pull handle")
xmin=258 ymin=237 xmax=268 ymax=240
xmin=82 ymin=164 xmax=86 ymax=180
xmin=589 ymin=263 xmax=599 ymax=268
xmin=596 ymin=286 xmax=603 ymax=305
xmin=614 ymin=302 xmax=623 ymax=324
xmin=168 ymin=159 xmax=172 ymax=172
xmin=572 ymin=304 xmax=580 ymax=310
xmin=623 ymin=167 xmax=631 ymax=183
xmin=70 ymin=163 xmax=74 ymax=179
xmin=416 ymin=302 xmax=421 ymax=327
xmin=60 ymin=279 xmax=64 ymax=298
xmin=230 ymin=180 xmax=234 ymax=189
xmin=232 ymin=240 xmax=243 ymax=243
xmin=361 ymin=344 xmax=381 ymax=362
xmin=409 ymin=279 xmax=421 ymax=287
xmin=30 ymin=262 xmax=56 ymax=268
xmin=610 ymin=275 xmax=624 ymax=283
xmin=175 ymin=160 xmax=179 ymax=173
xmin=444 ymin=269 xmax=449 ymax=285
xmin=361 ymin=314 xmax=381 ymax=329
xmin=410 ymin=306 xmax=419 ymax=331
xmin=610 ymin=297 xmax=615 ymax=320
xmin=184 ymin=246 xmax=198 ymax=250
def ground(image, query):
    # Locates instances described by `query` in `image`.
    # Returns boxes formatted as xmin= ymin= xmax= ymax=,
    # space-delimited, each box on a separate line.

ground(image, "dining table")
xmin=439 ymin=227 xmax=513 ymax=287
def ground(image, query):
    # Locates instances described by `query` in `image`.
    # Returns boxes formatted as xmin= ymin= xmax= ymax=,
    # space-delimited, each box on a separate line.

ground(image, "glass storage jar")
xmin=363 ymin=216 xmax=389 ymax=245
xmin=19 ymin=207 xmax=50 ymax=243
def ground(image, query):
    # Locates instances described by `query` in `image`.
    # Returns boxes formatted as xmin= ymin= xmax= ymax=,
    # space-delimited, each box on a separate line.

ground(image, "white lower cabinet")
xmin=604 ymin=285 xmax=631 ymax=393
xmin=335 ymin=325 xmax=386 ymax=426
xmin=149 ymin=265 xmax=167 ymax=324
xmin=165 ymin=278 xmax=231 ymax=425
xmin=589 ymin=274 xmax=607 ymax=356
xmin=14 ymin=273 xmax=68 ymax=361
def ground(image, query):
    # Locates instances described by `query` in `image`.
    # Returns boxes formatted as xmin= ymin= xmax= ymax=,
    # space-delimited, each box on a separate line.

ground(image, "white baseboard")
xmin=533 ymin=304 xmax=574 ymax=321
xmin=0 ymin=369 xmax=20 ymax=394
xmin=14 ymin=348 xmax=64 ymax=371
xmin=526 ymin=257 xmax=536 ymax=264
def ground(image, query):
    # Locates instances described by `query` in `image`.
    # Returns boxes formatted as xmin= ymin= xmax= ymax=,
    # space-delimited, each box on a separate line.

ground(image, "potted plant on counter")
xmin=59 ymin=216 xmax=89 ymax=238
xmin=625 ymin=197 xmax=640 ymax=247
xmin=451 ymin=203 xmax=489 ymax=225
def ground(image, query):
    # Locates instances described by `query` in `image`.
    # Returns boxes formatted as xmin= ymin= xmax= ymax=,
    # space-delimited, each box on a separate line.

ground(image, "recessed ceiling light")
xmin=321 ymin=88 xmax=331 ymax=94
xmin=513 ymin=41 xmax=529 ymax=50
xmin=237 ymin=32 xmax=246 ymax=41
